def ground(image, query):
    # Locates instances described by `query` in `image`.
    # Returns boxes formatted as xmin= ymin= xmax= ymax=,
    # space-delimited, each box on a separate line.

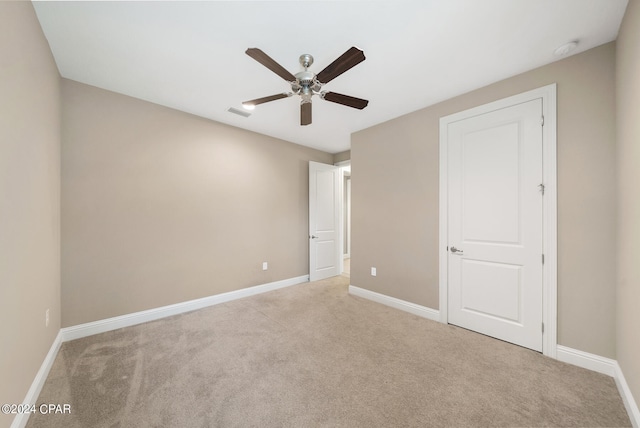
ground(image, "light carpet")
xmin=27 ymin=275 xmax=630 ymax=427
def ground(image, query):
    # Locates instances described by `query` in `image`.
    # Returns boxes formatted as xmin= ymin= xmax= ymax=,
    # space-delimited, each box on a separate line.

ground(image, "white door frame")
xmin=335 ymin=160 xmax=351 ymax=274
xmin=438 ymin=84 xmax=557 ymax=358
xmin=344 ymin=175 xmax=351 ymax=259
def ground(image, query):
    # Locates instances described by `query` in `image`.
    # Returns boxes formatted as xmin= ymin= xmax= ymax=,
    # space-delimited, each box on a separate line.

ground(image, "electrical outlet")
xmin=262 ymin=262 xmax=268 ymax=271
xmin=45 ymin=309 xmax=50 ymax=327
xmin=371 ymin=267 xmax=377 ymax=276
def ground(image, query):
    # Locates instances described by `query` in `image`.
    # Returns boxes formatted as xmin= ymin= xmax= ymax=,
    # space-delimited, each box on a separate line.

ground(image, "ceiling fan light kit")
xmin=243 ymin=46 xmax=369 ymax=126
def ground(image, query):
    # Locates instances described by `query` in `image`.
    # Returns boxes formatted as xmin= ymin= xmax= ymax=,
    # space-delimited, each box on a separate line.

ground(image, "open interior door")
xmin=309 ymin=161 xmax=341 ymax=281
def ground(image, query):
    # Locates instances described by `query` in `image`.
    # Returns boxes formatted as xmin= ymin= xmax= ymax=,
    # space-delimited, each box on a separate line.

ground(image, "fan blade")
xmin=316 ymin=47 xmax=366 ymax=84
xmin=246 ymin=48 xmax=296 ymax=82
xmin=242 ymin=93 xmax=290 ymax=108
xmin=301 ymin=102 xmax=312 ymax=126
xmin=322 ymin=92 xmax=369 ymax=110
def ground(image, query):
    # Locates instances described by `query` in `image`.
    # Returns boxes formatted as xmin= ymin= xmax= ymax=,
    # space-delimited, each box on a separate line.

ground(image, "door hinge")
xmin=541 ymin=115 xmax=545 ymax=126
xmin=538 ymin=183 xmax=545 ymax=195
xmin=542 ymin=254 xmax=545 ymax=264
xmin=542 ymin=322 xmax=545 ymax=333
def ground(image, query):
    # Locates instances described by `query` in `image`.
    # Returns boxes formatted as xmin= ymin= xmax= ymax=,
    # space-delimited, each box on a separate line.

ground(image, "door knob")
xmin=450 ymin=246 xmax=464 ymax=254
xmin=310 ymin=235 xmax=318 ymax=239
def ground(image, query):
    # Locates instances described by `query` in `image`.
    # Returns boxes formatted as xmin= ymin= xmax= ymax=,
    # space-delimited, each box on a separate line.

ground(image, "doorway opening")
xmin=339 ymin=162 xmax=351 ymax=277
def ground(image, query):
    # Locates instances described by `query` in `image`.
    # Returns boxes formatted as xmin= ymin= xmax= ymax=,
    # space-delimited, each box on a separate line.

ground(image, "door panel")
xmin=448 ymin=99 xmax=543 ymax=351
xmin=316 ymin=241 xmax=337 ymax=270
xmin=309 ymin=161 xmax=341 ymax=281
xmin=461 ymin=260 xmax=522 ymax=323
xmin=316 ymin=171 xmax=336 ymax=231
xmin=462 ymin=123 xmax=521 ymax=244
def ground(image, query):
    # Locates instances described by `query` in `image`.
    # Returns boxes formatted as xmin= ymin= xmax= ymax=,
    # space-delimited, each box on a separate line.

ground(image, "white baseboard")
xmin=11 ymin=331 xmax=63 ymax=428
xmin=556 ymin=345 xmax=639 ymax=427
xmin=556 ymin=345 xmax=617 ymax=376
xmin=615 ymin=362 xmax=640 ymax=428
xmin=15 ymin=279 xmax=639 ymax=428
xmin=12 ymin=275 xmax=308 ymax=428
xmin=348 ymin=285 xmax=440 ymax=322
xmin=344 ymin=291 xmax=640 ymax=426
xmin=61 ymin=275 xmax=309 ymax=342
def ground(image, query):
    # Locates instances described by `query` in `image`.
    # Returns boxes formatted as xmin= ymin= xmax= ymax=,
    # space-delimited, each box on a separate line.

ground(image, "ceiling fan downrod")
xmin=292 ymin=54 xmax=323 ymax=102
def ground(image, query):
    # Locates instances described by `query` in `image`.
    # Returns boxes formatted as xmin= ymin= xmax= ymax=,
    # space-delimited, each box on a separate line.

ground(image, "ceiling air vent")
xmin=227 ymin=107 xmax=251 ymax=118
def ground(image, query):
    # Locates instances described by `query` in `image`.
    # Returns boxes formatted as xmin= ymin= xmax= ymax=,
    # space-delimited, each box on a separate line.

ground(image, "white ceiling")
xmin=32 ymin=0 xmax=628 ymax=154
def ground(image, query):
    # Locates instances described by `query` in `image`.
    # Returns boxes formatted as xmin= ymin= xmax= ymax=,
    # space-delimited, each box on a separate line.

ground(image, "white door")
xmin=309 ymin=161 xmax=341 ymax=281
xmin=447 ymin=99 xmax=543 ymax=351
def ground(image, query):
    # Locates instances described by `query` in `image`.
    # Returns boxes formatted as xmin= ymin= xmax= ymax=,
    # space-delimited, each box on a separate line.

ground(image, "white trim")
xmin=61 ymin=275 xmax=309 ymax=342
xmin=10 ymin=331 xmax=63 ymax=428
xmin=14 ymin=280 xmax=639 ymax=428
xmin=556 ymin=345 xmax=640 ymax=427
xmin=348 ymin=285 xmax=440 ymax=322
xmin=615 ymin=362 xmax=640 ymax=428
xmin=12 ymin=276 xmax=308 ymax=427
xmin=556 ymin=345 xmax=617 ymax=376
xmin=438 ymin=84 xmax=558 ymax=358
xmin=438 ymin=112 xmax=450 ymax=325
xmin=343 ymin=174 xmax=351 ymax=260
xmin=333 ymin=161 xmax=351 ymax=273
xmin=541 ymin=84 xmax=558 ymax=359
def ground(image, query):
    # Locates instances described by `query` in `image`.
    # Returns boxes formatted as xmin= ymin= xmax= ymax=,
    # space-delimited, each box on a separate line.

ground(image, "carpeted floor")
xmin=27 ymin=275 xmax=630 ymax=427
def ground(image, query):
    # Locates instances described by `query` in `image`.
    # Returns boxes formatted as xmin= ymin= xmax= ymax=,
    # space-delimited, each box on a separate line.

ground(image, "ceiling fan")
xmin=242 ymin=46 xmax=369 ymax=126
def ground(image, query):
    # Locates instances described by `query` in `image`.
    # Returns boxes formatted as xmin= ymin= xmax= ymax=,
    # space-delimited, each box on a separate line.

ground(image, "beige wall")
xmin=61 ymin=80 xmax=332 ymax=327
xmin=0 ymin=2 xmax=61 ymax=427
xmin=616 ymin=0 xmax=640 ymax=412
xmin=333 ymin=150 xmax=351 ymax=164
xmin=352 ymin=42 xmax=617 ymax=358
xmin=2 ymin=1 xmax=635 ymax=420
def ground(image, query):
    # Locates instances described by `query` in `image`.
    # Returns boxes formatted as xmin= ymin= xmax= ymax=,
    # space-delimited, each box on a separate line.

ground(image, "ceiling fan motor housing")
xmin=293 ymin=68 xmax=322 ymax=101
xmin=295 ymin=54 xmax=317 ymax=94
xmin=295 ymin=70 xmax=315 ymax=86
